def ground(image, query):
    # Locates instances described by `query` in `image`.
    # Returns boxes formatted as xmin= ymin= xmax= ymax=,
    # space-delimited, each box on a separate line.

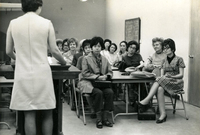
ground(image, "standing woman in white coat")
xmin=6 ymin=0 xmax=66 ymax=135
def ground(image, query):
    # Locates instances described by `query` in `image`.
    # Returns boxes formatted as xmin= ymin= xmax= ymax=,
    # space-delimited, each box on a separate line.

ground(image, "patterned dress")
xmin=156 ymin=55 xmax=185 ymax=94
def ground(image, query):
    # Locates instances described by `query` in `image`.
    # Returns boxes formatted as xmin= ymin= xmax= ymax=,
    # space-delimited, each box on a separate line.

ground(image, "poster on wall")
xmin=125 ymin=17 xmax=141 ymax=44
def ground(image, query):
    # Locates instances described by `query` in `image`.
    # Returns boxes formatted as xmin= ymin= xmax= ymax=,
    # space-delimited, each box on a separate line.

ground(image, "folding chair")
xmin=167 ymin=90 xmax=188 ymax=120
xmin=76 ymin=88 xmax=114 ymax=125
xmin=153 ymin=90 xmax=188 ymax=120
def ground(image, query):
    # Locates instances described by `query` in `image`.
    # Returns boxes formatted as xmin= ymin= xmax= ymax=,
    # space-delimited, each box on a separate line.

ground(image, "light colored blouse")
xmin=144 ymin=52 xmax=166 ymax=76
xmin=117 ymin=51 xmax=127 ymax=61
xmin=63 ymin=50 xmax=78 ymax=64
xmin=104 ymin=52 xmax=120 ymax=66
xmin=100 ymin=50 xmax=109 ymax=59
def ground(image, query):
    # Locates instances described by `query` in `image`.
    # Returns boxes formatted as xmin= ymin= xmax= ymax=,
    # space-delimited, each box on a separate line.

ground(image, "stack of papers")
xmin=130 ymin=71 xmax=156 ymax=78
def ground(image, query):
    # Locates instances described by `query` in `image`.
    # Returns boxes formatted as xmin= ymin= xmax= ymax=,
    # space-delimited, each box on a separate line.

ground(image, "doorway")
xmin=188 ymin=0 xmax=200 ymax=107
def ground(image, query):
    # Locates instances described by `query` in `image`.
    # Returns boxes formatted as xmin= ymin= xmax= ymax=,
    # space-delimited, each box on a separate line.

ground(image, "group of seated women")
xmin=54 ymin=36 xmax=185 ymax=128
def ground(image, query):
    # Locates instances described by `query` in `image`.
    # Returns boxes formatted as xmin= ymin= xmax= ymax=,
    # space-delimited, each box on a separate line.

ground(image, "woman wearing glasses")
xmin=122 ymin=40 xmax=144 ymax=70
xmin=122 ymin=40 xmax=144 ymax=108
xmin=62 ymin=38 xmax=69 ymax=54
xmin=138 ymin=38 xmax=186 ymax=124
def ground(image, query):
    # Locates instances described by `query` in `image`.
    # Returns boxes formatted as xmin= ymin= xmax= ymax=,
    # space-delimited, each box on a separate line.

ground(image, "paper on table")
xmin=130 ymin=71 xmax=156 ymax=78
xmin=48 ymin=57 xmax=53 ymax=64
xmin=48 ymin=57 xmax=61 ymax=65
xmin=125 ymin=67 xmax=137 ymax=72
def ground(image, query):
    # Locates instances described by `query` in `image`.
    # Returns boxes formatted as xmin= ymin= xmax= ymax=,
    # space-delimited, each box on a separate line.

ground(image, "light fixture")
xmin=0 ymin=3 xmax=21 ymax=11
xmin=80 ymin=0 xmax=88 ymax=1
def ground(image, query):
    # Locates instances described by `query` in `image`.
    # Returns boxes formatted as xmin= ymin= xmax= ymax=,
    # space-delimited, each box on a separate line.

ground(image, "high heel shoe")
xmin=136 ymin=101 xmax=149 ymax=113
xmin=156 ymin=115 xmax=167 ymax=124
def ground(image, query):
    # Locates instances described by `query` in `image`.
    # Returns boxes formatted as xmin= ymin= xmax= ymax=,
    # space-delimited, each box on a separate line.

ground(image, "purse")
xmin=130 ymin=71 xmax=156 ymax=78
xmin=117 ymin=61 xmax=127 ymax=72
xmin=138 ymin=107 xmax=156 ymax=120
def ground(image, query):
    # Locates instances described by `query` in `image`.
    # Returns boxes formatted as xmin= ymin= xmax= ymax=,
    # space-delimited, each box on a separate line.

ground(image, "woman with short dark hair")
xmin=6 ymin=0 xmax=66 ymax=134
xmin=105 ymin=43 xmax=120 ymax=66
xmin=62 ymin=38 xmax=69 ymax=54
xmin=100 ymin=39 xmax=112 ymax=58
xmin=21 ymin=0 xmax=43 ymax=13
xmin=122 ymin=40 xmax=144 ymax=108
xmin=123 ymin=40 xmax=144 ymax=70
xmin=81 ymin=36 xmax=114 ymax=129
xmin=56 ymin=39 xmax=63 ymax=52
xmin=117 ymin=41 xmax=128 ymax=61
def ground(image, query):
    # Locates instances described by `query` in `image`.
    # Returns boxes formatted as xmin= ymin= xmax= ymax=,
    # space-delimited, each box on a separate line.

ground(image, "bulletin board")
xmin=125 ymin=18 xmax=141 ymax=44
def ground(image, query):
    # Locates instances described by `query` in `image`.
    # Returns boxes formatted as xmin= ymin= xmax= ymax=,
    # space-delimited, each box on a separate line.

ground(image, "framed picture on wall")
xmin=125 ymin=17 xmax=141 ymax=44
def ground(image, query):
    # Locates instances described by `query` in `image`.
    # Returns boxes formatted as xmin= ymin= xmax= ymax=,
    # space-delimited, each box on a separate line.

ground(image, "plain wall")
xmin=0 ymin=0 xmax=106 ymax=64
xmin=0 ymin=0 xmax=106 ymax=40
xmin=105 ymin=0 xmax=190 ymax=101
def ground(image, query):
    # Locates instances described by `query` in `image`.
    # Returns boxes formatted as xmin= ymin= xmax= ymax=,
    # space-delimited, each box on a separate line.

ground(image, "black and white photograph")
xmin=0 ymin=0 xmax=200 ymax=135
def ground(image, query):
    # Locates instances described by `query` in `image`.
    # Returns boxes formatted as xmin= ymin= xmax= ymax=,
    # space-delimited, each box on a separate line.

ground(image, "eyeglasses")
xmin=129 ymin=47 xmax=136 ymax=50
xmin=163 ymin=46 xmax=170 ymax=51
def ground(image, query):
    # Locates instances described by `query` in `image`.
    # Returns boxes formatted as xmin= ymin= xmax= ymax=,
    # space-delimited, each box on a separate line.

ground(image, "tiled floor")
xmin=0 ymin=94 xmax=200 ymax=135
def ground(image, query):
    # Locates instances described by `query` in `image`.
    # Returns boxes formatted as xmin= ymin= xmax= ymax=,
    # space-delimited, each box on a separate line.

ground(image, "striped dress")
xmin=156 ymin=55 xmax=185 ymax=94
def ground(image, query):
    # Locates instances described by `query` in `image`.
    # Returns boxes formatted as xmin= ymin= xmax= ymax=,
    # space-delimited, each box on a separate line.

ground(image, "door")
xmin=188 ymin=0 xmax=200 ymax=107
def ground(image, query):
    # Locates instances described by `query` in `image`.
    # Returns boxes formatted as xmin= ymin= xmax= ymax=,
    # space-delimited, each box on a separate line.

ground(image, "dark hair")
xmin=82 ymin=39 xmax=91 ymax=51
xmin=120 ymin=41 xmax=128 ymax=47
xmin=119 ymin=41 xmax=127 ymax=54
xmin=21 ymin=0 xmax=43 ymax=13
xmin=62 ymin=38 xmax=68 ymax=50
xmin=127 ymin=40 xmax=139 ymax=51
xmin=56 ymin=39 xmax=63 ymax=46
xmin=108 ymin=43 xmax=117 ymax=52
xmin=90 ymin=36 xmax=104 ymax=50
xmin=152 ymin=37 xmax=164 ymax=50
xmin=163 ymin=38 xmax=176 ymax=52
xmin=104 ymin=39 xmax=112 ymax=45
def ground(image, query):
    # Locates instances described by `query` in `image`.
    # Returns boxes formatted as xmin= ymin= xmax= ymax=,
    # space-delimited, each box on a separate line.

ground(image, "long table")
xmin=0 ymin=64 xmax=80 ymax=135
xmin=111 ymin=71 xmax=155 ymax=120
xmin=0 ymin=76 xmax=13 ymax=129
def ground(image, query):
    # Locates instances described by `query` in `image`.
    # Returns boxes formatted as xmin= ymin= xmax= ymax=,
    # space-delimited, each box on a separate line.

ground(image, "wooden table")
xmin=0 ymin=64 xmax=80 ymax=135
xmin=111 ymin=71 xmax=155 ymax=121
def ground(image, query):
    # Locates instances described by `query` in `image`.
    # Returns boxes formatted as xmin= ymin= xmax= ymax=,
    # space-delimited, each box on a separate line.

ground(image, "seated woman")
xmin=76 ymin=39 xmax=91 ymax=70
xmin=72 ymin=39 xmax=86 ymax=67
xmin=56 ymin=39 xmax=63 ymax=52
xmin=76 ymin=39 xmax=96 ymax=117
xmin=63 ymin=38 xmax=78 ymax=64
xmin=122 ymin=40 xmax=144 ymax=106
xmin=123 ymin=40 xmax=144 ymax=70
xmin=62 ymin=38 xmax=69 ymax=54
xmin=105 ymin=43 xmax=120 ymax=66
xmin=138 ymin=38 xmax=186 ymax=124
xmin=144 ymin=37 xmax=166 ymax=77
xmin=117 ymin=41 xmax=128 ymax=61
xmin=100 ymin=39 xmax=112 ymax=58
xmin=81 ymin=36 xmax=114 ymax=129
